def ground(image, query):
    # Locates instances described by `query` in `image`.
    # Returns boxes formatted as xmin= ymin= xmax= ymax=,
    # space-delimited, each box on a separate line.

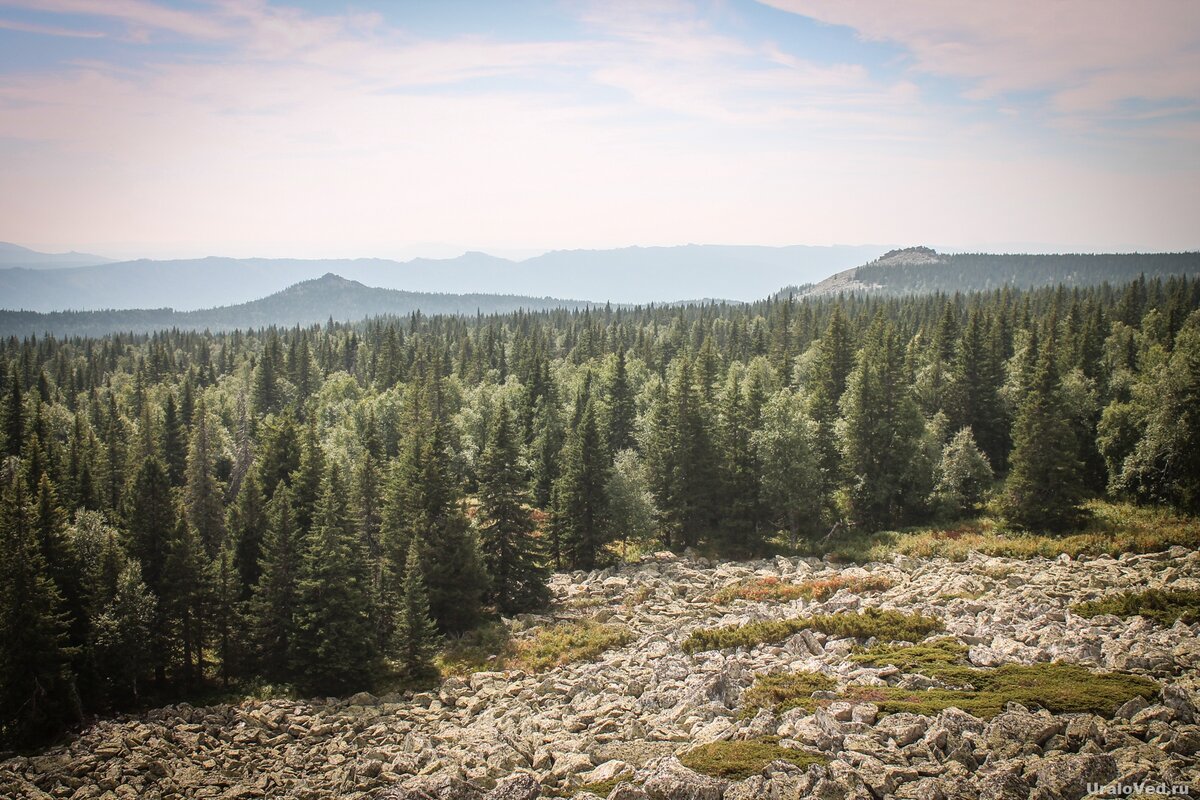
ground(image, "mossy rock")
xmin=682 ymin=608 xmax=944 ymax=654
xmin=839 ymin=640 xmax=1160 ymax=719
xmin=679 ymin=738 xmax=828 ymax=780
xmin=741 ymin=670 xmax=837 ymax=715
xmin=1073 ymin=588 xmax=1200 ymax=626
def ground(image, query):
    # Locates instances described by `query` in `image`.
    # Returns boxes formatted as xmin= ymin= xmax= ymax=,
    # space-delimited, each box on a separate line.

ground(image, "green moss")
xmin=682 ymin=608 xmax=944 ymax=654
xmin=840 ymin=641 xmax=1159 ymax=719
xmin=712 ymin=574 xmax=893 ymax=605
xmin=679 ymin=738 xmax=828 ymax=780
xmin=741 ymin=670 xmax=837 ymax=715
xmin=587 ymin=779 xmax=626 ymax=797
xmin=1073 ymin=588 xmax=1200 ymax=626
xmin=515 ymin=620 xmax=633 ymax=672
xmin=848 ymin=638 xmax=979 ymax=687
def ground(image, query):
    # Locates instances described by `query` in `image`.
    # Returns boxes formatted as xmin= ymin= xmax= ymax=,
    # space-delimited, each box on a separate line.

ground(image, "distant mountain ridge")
xmin=0 ymin=273 xmax=597 ymax=338
xmin=0 ymin=241 xmax=112 ymax=270
xmin=0 ymin=244 xmax=888 ymax=312
xmin=788 ymin=247 xmax=1200 ymax=297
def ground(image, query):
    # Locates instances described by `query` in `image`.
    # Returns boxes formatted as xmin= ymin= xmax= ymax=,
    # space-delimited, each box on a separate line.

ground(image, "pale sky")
xmin=0 ymin=0 xmax=1197 ymax=261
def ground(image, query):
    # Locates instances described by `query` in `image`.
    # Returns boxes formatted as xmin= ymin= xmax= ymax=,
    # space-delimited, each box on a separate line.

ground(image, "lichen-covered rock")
xmin=642 ymin=759 xmax=728 ymax=800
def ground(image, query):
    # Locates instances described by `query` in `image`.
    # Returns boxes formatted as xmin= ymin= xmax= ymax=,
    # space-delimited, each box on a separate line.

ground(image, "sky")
xmin=0 ymin=0 xmax=1197 ymax=261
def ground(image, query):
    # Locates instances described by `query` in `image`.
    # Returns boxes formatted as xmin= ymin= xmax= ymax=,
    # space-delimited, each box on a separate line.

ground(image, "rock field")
xmin=3 ymin=546 xmax=1199 ymax=800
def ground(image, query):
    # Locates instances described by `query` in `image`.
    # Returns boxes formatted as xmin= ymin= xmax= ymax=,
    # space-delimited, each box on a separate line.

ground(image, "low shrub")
xmin=679 ymin=738 xmax=828 ymax=780
xmin=843 ymin=640 xmax=1159 ymax=719
xmin=1073 ymin=588 xmax=1200 ymax=626
xmin=741 ymin=670 xmax=837 ymax=715
xmin=514 ymin=620 xmax=633 ymax=672
xmin=682 ymin=608 xmax=944 ymax=654
xmin=712 ymin=574 xmax=894 ymax=605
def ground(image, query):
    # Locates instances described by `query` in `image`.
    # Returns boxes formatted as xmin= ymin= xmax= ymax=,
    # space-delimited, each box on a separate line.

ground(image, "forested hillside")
xmin=797 ymin=247 xmax=1200 ymax=296
xmin=2 ymin=274 xmax=1199 ymax=748
xmin=0 ymin=273 xmax=595 ymax=338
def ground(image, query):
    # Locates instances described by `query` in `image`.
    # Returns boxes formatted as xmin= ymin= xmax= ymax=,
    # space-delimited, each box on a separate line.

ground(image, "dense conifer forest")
xmin=2 ymin=274 xmax=1200 ymax=748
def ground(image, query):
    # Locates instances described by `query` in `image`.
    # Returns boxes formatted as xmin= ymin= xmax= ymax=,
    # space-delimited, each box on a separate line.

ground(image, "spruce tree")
xmin=0 ymin=463 xmax=79 ymax=746
xmin=1114 ymin=311 xmax=1200 ymax=511
xmin=291 ymin=419 xmax=324 ymax=534
xmin=161 ymin=392 xmax=187 ymax=486
xmin=228 ymin=471 xmax=268 ymax=599
xmin=477 ymin=402 xmax=550 ymax=613
xmin=293 ymin=465 xmax=378 ymax=694
xmin=393 ymin=538 xmax=439 ymax=682
xmin=164 ymin=513 xmax=208 ymax=688
xmin=838 ymin=316 xmax=930 ymax=529
xmin=250 ymin=483 xmax=300 ymax=683
xmin=1002 ymin=335 xmax=1086 ymax=531
xmin=606 ymin=350 xmax=636 ymax=453
xmin=185 ymin=399 xmax=226 ymax=556
xmin=553 ymin=399 xmax=611 ymax=569
xmin=2 ymin=366 xmax=22 ymax=458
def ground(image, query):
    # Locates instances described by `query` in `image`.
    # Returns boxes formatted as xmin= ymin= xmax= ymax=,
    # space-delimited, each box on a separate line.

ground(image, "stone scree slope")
xmin=3 ymin=547 xmax=1199 ymax=800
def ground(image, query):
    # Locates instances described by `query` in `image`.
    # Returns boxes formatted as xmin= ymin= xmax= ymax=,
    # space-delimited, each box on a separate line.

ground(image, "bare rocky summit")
xmin=3 ymin=547 xmax=1198 ymax=800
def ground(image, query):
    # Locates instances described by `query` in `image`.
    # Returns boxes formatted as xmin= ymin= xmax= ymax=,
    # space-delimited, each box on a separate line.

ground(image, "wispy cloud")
xmin=0 ymin=16 xmax=105 ymax=38
xmin=758 ymin=0 xmax=1200 ymax=118
xmin=0 ymin=0 xmax=1195 ymax=256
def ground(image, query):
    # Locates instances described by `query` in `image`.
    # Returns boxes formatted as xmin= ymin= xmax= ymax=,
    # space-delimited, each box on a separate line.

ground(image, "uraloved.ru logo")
xmin=1087 ymin=783 xmax=1192 ymax=796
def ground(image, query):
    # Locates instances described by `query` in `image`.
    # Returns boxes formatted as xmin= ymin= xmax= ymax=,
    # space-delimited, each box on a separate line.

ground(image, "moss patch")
xmin=840 ymin=640 xmax=1159 ymax=719
xmin=741 ymin=670 xmax=837 ymax=715
xmin=679 ymin=738 xmax=828 ymax=780
xmin=807 ymin=501 xmax=1200 ymax=564
xmin=1073 ymin=588 xmax=1200 ymax=626
xmin=572 ymin=778 xmax=623 ymax=798
xmin=713 ymin=574 xmax=893 ymax=605
xmin=682 ymin=608 xmax=944 ymax=654
xmin=514 ymin=619 xmax=633 ymax=672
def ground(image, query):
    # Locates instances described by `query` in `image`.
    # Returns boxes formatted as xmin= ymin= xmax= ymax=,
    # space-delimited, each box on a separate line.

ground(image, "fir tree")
xmin=838 ymin=316 xmax=930 ymax=529
xmin=1002 ymin=335 xmax=1087 ymax=531
xmin=2 ymin=366 xmax=22 ymax=458
xmin=185 ymin=399 xmax=226 ymax=556
xmin=606 ymin=350 xmax=636 ymax=453
xmin=1115 ymin=311 xmax=1200 ymax=511
xmin=250 ymin=484 xmax=300 ymax=683
xmin=553 ymin=399 xmax=610 ymax=569
xmin=0 ymin=463 xmax=79 ymax=746
xmin=477 ymin=401 xmax=550 ymax=613
xmin=393 ymin=538 xmax=439 ymax=682
xmin=293 ymin=465 xmax=378 ymax=694
xmin=228 ymin=471 xmax=268 ymax=599
xmin=291 ymin=419 xmax=324 ymax=534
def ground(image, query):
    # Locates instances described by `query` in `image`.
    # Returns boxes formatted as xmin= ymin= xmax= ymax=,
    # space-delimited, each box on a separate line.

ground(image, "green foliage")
xmin=930 ymin=427 xmax=994 ymax=518
xmin=679 ymin=738 xmax=828 ymax=780
xmin=0 ymin=465 xmax=79 ymax=747
xmin=712 ymin=574 xmax=893 ymax=605
xmin=1114 ymin=311 xmax=1200 ymax=511
xmin=1002 ymin=335 xmax=1087 ymax=531
xmin=682 ymin=608 xmax=944 ymax=654
xmin=476 ymin=401 xmax=549 ymax=613
xmin=1073 ymin=588 xmax=1200 ymax=626
xmin=393 ymin=539 xmax=440 ymax=681
xmin=554 ymin=399 xmax=611 ymax=570
xmin=249 ymin=485 xmax=300 ymax=683
xmin=741 ymin=670 xmax=837 ymax=715
xmin=293 ymin=465 xmax=379 ymax=694
xmin=0 ymin=274 xmax=1198 ymax=746
xmin=839 ymin=316 xmax=930 ymax=529
xmin=844 ymin=639 xmax=1159 ymax=718
xmin=514 ymin=619 xmax=632 ymax=672
xmin=753 ymin=389 xmax=823 ymax=545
